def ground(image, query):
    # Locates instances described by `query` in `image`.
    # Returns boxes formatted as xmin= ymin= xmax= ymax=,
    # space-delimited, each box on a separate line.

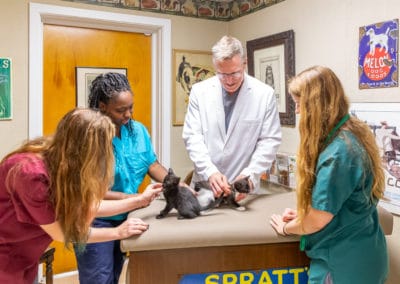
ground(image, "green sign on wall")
xmin=0 ymin=58 xmax=12 ymax=120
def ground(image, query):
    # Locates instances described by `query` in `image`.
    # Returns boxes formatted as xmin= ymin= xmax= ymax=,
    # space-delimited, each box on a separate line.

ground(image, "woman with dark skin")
xmin=75 ymin=73 xmax=168 ymax=284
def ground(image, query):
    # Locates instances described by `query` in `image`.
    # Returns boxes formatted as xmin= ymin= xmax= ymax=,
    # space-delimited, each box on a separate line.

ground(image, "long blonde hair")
xmin=288 ymin=66 xmax=385 ymax=222
xmin=3 ymin=108 xmax=115 ymax=244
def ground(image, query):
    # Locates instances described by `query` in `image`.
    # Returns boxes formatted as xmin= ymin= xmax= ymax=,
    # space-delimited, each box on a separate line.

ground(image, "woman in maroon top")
xmin=0 ymin=108 xmax=161 ymax=284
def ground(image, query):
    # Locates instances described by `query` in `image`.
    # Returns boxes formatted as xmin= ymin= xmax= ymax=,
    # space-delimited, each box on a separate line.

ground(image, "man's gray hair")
xmin=211 ymin=35 xmax=245 ymax=63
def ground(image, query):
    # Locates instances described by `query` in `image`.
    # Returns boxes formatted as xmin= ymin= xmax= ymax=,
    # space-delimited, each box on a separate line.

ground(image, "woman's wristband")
xmin=283 ymin=222 xmax=291 ymax=236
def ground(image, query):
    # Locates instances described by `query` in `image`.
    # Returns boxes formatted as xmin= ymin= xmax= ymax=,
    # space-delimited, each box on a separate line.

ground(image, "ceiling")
xmin=64 ymin=0 xmax=285 ymax=21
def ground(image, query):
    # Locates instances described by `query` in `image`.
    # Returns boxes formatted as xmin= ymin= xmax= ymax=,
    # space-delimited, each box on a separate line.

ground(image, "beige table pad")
xmin=121 ymin=188 xmax=393 ymax=252
xmin=121 ymin=191 xmax=301 ymax=252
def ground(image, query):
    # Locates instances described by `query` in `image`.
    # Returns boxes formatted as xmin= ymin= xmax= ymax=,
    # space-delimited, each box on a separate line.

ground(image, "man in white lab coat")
xmin=182 ymin=35 xmax=282 ymax=200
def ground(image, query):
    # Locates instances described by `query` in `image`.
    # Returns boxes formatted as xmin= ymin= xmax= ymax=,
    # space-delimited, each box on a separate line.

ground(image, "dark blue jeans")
xmin=74 ymin=218 xmax=125 ymax=284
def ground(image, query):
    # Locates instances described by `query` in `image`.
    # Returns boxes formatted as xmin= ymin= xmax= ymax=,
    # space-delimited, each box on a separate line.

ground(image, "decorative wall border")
xmin=63 ymin=0 xmax=286 ymax=21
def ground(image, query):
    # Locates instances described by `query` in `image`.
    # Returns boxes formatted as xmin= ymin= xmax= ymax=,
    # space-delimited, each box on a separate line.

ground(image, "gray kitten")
xmin=156 ymin=168 xmax=217 ymax=219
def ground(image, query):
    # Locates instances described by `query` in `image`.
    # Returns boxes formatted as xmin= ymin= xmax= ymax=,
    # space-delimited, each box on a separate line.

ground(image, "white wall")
xmin=230 ymin=0 xmax=400 ymax=282
xmin=0 ymin=0 xmax=29 ymax=155
xmin=230 ymin=0 xmax=400 ymax=155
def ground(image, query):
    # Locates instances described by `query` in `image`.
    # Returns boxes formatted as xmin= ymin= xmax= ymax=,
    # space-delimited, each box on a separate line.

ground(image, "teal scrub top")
xmin=102 ymin=120 xmax=157 ymax=221
xmin=303 ymin=130 xmax=388 ymax=284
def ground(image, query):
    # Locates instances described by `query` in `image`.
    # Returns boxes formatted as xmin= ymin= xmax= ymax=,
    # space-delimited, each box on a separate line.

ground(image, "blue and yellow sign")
xmin=180 ymin=266 xmax=309 ymax=284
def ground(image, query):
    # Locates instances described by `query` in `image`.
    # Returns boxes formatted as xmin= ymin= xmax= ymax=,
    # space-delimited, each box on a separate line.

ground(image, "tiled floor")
xmin=52 ymin=259 xmax=128 ymax=284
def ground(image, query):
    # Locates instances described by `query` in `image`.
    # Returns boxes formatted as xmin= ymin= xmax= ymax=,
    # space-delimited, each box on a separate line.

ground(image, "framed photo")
xmin=173 ymin=49 xmax=215 ymax=126
xmin=246 ymin=30 xmax=296 ymax=126
xmin=0 ymin=58 xmax=12 ymax=120
xmin=76 ymin=67 xmax=127 ymax=107
xmin=350 ymin=103 xmax=400 ymax=215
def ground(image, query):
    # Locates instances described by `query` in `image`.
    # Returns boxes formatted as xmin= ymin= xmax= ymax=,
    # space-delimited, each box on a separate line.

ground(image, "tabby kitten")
xmin=156 ymin=168 xmax=215 ymax=219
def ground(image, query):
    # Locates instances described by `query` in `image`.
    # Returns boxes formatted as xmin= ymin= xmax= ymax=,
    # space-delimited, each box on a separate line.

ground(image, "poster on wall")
xmin=173 ymin=49 xmax=215 ymax=126
xmin=0 ymin=58 xmax=12 ymax=120
xmin=358 ymin=19 xmax=399 ymax=89
xmin=350 ymin=103 xmax=400 ymax=215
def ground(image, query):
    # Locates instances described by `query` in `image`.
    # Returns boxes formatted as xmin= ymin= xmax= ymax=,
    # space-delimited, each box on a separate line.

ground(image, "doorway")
xmin=29 ymin=2 xmax=172 ymax=275
xmin=29 ymin=2 xmax=171 ymax=166
xmin=43 ymin=25 xmax=152 ymax=136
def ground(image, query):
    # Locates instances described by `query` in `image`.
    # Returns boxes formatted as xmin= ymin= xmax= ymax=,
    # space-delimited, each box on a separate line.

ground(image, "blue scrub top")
xmin=303 ymin=130 xmax=388 ymax=284
xmin=102 ymin=119 xmax=157 ymax=221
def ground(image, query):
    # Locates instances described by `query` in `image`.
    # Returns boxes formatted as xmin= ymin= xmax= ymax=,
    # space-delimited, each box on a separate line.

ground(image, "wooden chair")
xmin=39 ymin=247 xmax=56 ymax=284
xmin=183 ymin=170 xmax=193 ymax=185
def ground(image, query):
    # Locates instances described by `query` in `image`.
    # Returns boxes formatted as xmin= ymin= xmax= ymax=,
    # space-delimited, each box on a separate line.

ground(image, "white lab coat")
xmin=182 ymin=74 xmax=282 ymax=192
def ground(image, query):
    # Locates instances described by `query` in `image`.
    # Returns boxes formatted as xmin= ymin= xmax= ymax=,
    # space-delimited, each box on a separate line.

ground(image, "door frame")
xmin=29 ymin=3 xmax=171 ymax=166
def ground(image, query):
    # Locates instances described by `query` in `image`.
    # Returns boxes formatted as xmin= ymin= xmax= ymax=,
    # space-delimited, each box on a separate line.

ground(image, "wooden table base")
xmin=128 ymin=242 xmax=309 ymax=284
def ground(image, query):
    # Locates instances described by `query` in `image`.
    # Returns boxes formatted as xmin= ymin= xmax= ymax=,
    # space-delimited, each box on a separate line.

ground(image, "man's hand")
xmin=208 ymin=172 xmax=230 ymax=197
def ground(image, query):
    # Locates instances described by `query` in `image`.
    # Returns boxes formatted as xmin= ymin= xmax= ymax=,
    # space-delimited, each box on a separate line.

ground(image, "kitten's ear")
xmin=245 ymin=175 xmax=250 ymax=181
xmin=168 ymin=168 xmax=174 ymax=174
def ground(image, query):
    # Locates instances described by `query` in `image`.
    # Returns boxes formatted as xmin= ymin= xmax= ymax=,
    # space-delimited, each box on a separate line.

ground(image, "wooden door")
xmin=43 ymin=24 xmax=151 ymax=274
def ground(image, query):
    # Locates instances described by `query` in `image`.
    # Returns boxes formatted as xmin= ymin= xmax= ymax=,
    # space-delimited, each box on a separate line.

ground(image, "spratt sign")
xmin=180 ymin=266 xmax=309 ymax=284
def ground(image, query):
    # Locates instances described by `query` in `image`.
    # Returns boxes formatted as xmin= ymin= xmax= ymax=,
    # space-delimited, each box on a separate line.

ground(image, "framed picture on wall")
xmin=173 ymin=49 xmax=215 ymax=126
xmin=246 ymin=30 xmax=296 ymax=126
xmin=75 ymin=67 xmax=127 ymax=107
xmin=350 ymin=102 xmax=400 ymax=215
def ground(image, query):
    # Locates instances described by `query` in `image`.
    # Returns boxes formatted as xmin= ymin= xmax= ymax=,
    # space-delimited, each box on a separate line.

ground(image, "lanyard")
xmin=324 ymin=114 xmax=350 ymax=146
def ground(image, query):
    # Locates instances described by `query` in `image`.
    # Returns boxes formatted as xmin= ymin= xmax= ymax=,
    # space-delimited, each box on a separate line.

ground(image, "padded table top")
xmin=121 ymin=187 xmax=393 ymax=252
xmin=121 ymin=190 xmax=301 ymax=252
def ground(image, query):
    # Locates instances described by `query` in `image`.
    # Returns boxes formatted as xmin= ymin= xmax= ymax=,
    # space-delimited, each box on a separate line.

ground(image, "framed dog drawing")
xmin=246 ymin=30 xmax=296 ymax=127
xmin=173 ymin=49 xmax=215 ymax=126
xmin=358 ymin=19 xmax=399 ymax=89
